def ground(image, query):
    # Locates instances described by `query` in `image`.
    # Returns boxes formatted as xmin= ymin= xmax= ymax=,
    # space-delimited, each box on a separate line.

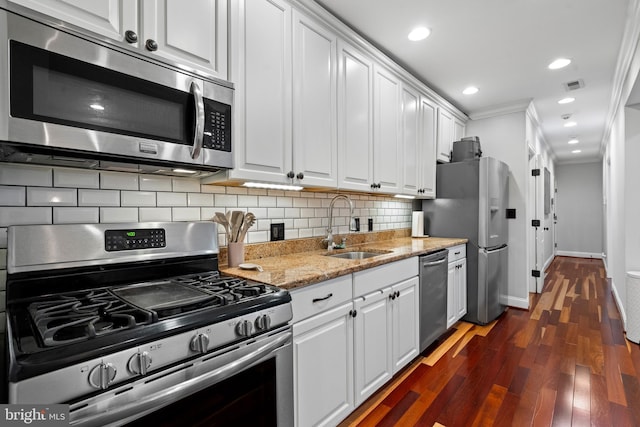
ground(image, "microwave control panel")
xmin=203 ymin=99 xmax=231 ymax=152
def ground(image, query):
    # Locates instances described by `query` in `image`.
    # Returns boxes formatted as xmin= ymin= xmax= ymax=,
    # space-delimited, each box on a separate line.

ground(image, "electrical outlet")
xmin=270 ymin=223 xmax=284 ymax=241
xmin=506 ymin=209 xmax=516 ymax=219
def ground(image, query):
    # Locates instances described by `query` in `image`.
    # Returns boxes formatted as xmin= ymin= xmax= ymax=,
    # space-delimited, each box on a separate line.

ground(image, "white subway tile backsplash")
xmin=300 ymin=208 xmax=315 ymax=218
xmin=0 ymin=228 xmax=6 ymax=249
xmin=100 ymin=207 xmax=138 ymax=223
xmin=276 ymin=197 xmax=293 ymax=208
xmin=309 ymin=218 xmax=323 ymax=228
xmin=121 ymin=191 xmax=156 ymax=207
xmin=0 ymin=249 xmax=6 ymax=269
xmin=215 ymin=194 xmax=237 ymax=207
xmin=200 ymin=185 xmax=226 ymax=194
xmin=247 ymin=230 xmax=269 ymax=243
xmin=250 ymin=208 xmax=268 ymax=218
xmin=0 ymin=207 xmax=52 ymax=226
xmin=0 ymin=164 xmax=52 ymax=187
xmin=200 ymin=208 xmax=217 ymax=221
xmin=294 ymin=219 xmax=308 ymax=229
xmin=246 ymin=188 xmax=268 ymax=196
xmin=78 ymin=189 xmax=120 ymax=207
xmin=53 ymin=207 xmax=99 ymax=224
xmin=268 ymin=208 xmax=284 ymax=218
xmin=187 ymin=193 xmax=213 ymax=207
xmin=284 ymin=208 xmax=300 ymax=218
xmin=237 ymin=195 xmax=258 ymax=207
xmin=54 ymin=169 xmax=99 ymax=188
xmin=293 ymin=198 xmax=308 ymax=208
xmin=284 ymin=229 xmax=299 ymax=240
xmin=172 ymin=178 xmax=200 ymax=193
xmin=27 ymin=187 xmax=77 ymax=206
xmin=0 ymin=270 xmax=5 ymax=290
xmin=258 ymin=196 xmax=277 ymax=208
xmin=257 ymin=219 xmax=271 ymax=231
xmin=0 ymin=186 xmax=25 ymax=206
xmin=299 ymin=228 xmax=313 ymax=238
xmin=140 ymin=175 xmax=172 ymax=192
xmin=139 ymin=208 xmax=172 ymax=222
xmin=157 ymin=192 xmax=187 ymax=206
xmin=172 ymin=208 xmax=201 ymax=222
xmin=225 ymin=187 xmax=248 ymax=195
xmin=100 ymin=172 xmax=139 ymax=190
xmin=307 ymin=199 xmax=322 ymax=208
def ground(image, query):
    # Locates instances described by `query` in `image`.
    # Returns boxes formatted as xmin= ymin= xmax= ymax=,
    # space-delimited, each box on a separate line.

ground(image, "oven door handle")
xmin=70 ymin=331 xmax=291 ymax=427
xmin=190 ymin=81 xmax=205 ymax=160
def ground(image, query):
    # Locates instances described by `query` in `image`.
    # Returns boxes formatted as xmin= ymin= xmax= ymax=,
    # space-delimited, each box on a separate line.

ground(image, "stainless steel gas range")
xmin=4 ymin=222 xmax=293 ymax=426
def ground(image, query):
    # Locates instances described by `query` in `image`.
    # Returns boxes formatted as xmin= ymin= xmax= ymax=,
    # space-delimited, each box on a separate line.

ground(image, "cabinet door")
xmin=9 ymin=0 xmax=137 ymax=42
xmin=229 ymin=0 xmax=293 ymax=183
xmin=337 ymin=41 xmax=374 ymax=192
xmin=373 ymin=65 xmax=402 ymax=193
xmin=292 ymin=11 xmax=337 ymax=187
xmin=391 ymin=277 xmax=419 ymax=372
xmin=419 ymin=96 xmax=438 ymax=198
xmin=353 ymin=290 xmax=392 ymax=406
xmin=457 ymin=259 xmax=467 ymax=320
xmin=447 ymin=261 xmax=457 ymax=328
xmin=293 ymin=302 xmax=354 ymax=427
xmin=400 ymin=85 xmax=420 ymax=195
xmin=437 ymin=108 xmax=454 ymax=163
xmin=453 ymin=117 xmax=465 ymax=145
xmin=142 ymin=0 xmax=228 ymax=79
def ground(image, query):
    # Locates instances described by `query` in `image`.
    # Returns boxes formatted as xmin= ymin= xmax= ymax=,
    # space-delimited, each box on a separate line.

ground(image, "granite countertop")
xmin=220 ymin=236 xmax=467 ymax=290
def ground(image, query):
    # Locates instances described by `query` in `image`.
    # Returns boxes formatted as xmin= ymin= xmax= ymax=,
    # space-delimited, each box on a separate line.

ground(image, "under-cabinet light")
xmin=243 ymin=182 xmax=304 ymax=191
xmin=394 ymin=194 xmax=415 ymax=199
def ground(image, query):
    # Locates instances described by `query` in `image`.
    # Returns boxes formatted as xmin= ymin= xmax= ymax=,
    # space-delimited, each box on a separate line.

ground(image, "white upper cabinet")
xmin=10 ymin=0 xmax=228 ymax=79
xmin=373 ymin=64 xmax=402 ymax=194
xmin=437 ymin=108 xmax=454 ymax=163
xmin=337 ymin=40 xmax=374 ymax=192
xmin=228 ymin=0 xmax=293 ymax=184
xmin=292 ymin=10 xmax=338 ymax=187
xmin=227 ymin=1 xmax=337 ymax=187
xmin=400 ymin=84 xmax=420 ymax=195
xmin=419 ymin=95 xmax=438 ymax=198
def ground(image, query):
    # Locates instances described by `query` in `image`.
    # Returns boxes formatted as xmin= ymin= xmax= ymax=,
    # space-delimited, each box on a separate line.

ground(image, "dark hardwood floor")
xmin=339 ymin=256 xmax=640 ymax=426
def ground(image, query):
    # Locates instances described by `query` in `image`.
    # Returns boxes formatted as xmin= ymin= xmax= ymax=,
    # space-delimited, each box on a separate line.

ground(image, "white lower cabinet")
xmin=291 ymin=257 xmax=420 ymax=426
xmin=447 ymin=245 xmax=467 ymax=328
xmin=293 ymin=302 xmax=354 ymax=427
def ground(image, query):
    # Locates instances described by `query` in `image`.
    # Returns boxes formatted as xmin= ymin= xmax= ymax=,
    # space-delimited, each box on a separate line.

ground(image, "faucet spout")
xmin=326 ymin=194 xmax=355 ymax=250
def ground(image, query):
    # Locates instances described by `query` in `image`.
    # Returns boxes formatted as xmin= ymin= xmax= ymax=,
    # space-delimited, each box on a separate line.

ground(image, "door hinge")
xmin=531 ymin=169 xmax=541 ymax=176
xmin=532 ymin=219 xmax=541 ymax=227
xmin=532 ymin=270 xmax=541 ymax=278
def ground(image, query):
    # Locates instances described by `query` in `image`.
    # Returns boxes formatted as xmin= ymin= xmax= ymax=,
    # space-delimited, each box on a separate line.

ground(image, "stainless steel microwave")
xmin=0 ymin=7 xmax=233 ymax=174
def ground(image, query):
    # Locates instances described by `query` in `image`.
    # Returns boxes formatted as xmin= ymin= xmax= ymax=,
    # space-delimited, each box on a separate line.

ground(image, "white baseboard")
xmin=543 ymin=255 xmax=554 ymax=272
xmin=556 ymin=251 xmax=603 ymax=259
xmin=507 ymin=295 xmax=529 ymax=310
xmin=611 ymin=278 xmax=627 ymax=331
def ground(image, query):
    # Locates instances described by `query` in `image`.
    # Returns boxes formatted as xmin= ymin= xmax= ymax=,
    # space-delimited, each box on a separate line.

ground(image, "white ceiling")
xmin=314 ymin=0 xmax=629 ymax=164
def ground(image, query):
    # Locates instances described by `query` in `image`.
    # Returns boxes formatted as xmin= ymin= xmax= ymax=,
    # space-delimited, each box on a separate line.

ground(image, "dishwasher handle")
xmin=421 ymin=257 xmax=448 ymax=267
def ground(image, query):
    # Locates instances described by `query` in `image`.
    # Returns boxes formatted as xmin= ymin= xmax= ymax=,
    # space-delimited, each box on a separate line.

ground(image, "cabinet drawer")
xmin=448 ymin=244 xmax=466 ymax=263
xmin=353 ymin=257 xmax=418 ymax=297
xmin=290 ymin=275 xmax=353 ymax=323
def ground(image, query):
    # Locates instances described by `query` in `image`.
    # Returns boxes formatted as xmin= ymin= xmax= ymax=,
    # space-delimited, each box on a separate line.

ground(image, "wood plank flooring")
xmin=339 ymin=256 xmax=640 ymax=426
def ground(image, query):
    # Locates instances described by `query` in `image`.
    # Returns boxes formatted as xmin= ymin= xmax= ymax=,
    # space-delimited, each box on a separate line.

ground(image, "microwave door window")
xmin=10 ymin=41 xmax=192 ymax=146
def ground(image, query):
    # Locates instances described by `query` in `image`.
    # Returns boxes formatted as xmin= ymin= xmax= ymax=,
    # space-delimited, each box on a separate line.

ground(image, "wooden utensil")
xmin=230 ymin=211 xmax=245 ymax=243
xmin=212 ymin=212 xmax=231 ymax=242
xmin=236 ymin=212 xmax=256 ymax=243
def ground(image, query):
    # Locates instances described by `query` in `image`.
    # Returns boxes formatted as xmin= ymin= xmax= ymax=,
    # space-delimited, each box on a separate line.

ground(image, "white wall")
xmin=466 ymin=111 xmax=529 ymax=309
xmin=555 ymin=162 xmax=603 ymax=257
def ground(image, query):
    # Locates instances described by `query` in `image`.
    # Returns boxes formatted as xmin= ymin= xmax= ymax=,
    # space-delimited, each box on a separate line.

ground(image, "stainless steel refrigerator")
xmin=422 ymin=157 xmax=509 ymax=325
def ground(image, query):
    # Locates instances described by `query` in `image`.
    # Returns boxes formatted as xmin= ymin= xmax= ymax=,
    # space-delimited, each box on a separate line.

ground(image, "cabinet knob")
xmin=349 ymin=309 xmax=357 ymax=318
xmin=287 ymin=171 xmax=295 ymax=179
xmin=296 ymin=172 xmax=304 ymax=180
xmin=124 ymin=30 xmax=138 ymax=44
xmin=145 ymin=39 xmax=158 ymax=51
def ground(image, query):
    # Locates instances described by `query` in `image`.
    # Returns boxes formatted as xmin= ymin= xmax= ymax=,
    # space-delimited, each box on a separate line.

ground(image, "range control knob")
xmin=190 ymin=333 xmax=210 ymax=354
xmin=236 ymin=319 xmax=254 ymax=337
xmin=88 ymin=362 xmax=117 ymax=390
xmin=128 ymin=351 xmax=152 ymax=375
xmin=255 ymin=314 xmax=272 ymax=331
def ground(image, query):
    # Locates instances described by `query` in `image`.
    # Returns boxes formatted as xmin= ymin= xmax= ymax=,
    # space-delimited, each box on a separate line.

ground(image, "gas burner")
xmin=28 ymin=290 xmax=153 ymax=346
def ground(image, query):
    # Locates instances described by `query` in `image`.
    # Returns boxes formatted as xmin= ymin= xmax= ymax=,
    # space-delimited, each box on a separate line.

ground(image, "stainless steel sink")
xmin=326 ymin=251 xmax=388 ymax=260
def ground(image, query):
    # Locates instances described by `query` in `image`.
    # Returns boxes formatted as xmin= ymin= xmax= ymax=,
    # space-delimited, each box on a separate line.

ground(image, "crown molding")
xmin=467 ymin=98 xmax=532 ymax=121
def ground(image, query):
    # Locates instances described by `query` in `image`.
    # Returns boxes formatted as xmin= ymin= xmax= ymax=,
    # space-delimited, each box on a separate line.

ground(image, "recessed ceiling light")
xmin=548 ymin=58 xmax=571 ymax=70
xmin=572 ymin=149 xmax=582 ymax=154
xmin=463 ymin=86 xmax=479 ymax=95
xmin=558 ymin=97 xmax=575 ymax=104
xmin=568 ymin=139 xmax=579 ymax=144
xmin=89 ymin=103 xmax=105 ymax=111
xmin=564 ymin=121 xmax=577 ymax=128
xmin=408 ymin=27 xmax=431 ymax=41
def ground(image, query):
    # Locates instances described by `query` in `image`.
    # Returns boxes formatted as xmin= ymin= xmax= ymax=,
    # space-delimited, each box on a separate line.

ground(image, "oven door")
xmin=68 ymin=326 xmax=293 ymax=427
xmin=1 ymin=10 xmax=233 ymax=170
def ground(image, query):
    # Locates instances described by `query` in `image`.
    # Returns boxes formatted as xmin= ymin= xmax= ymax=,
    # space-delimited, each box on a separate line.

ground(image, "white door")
xmin=9 ymin=0 xmax=137 ymax=42
xmin=353 ymin=290 xmax=392 ymax=406
xmin=292 ymin=11 xmax=337 ymax=187
xmin=229 ymin=0 xmax=293 ymax=183
xmin=142 ymin=0 xmax=228 ymax=79
xmin=292 ymin=302 xmax=354 ymax=427
xmin=373 ymin=65 xmax=402 ymax=193
xmin=337 ymin=41 xmax=374 ymax=192
xmin=391 ymin=277 xmax=419 ymax=372
xmin=528 ymin=152 xmax=544 ymax=293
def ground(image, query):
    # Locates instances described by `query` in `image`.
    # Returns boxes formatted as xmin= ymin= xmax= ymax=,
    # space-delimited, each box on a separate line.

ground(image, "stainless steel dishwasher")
xmin=419 ymin=249 xmax=449 ymax=353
